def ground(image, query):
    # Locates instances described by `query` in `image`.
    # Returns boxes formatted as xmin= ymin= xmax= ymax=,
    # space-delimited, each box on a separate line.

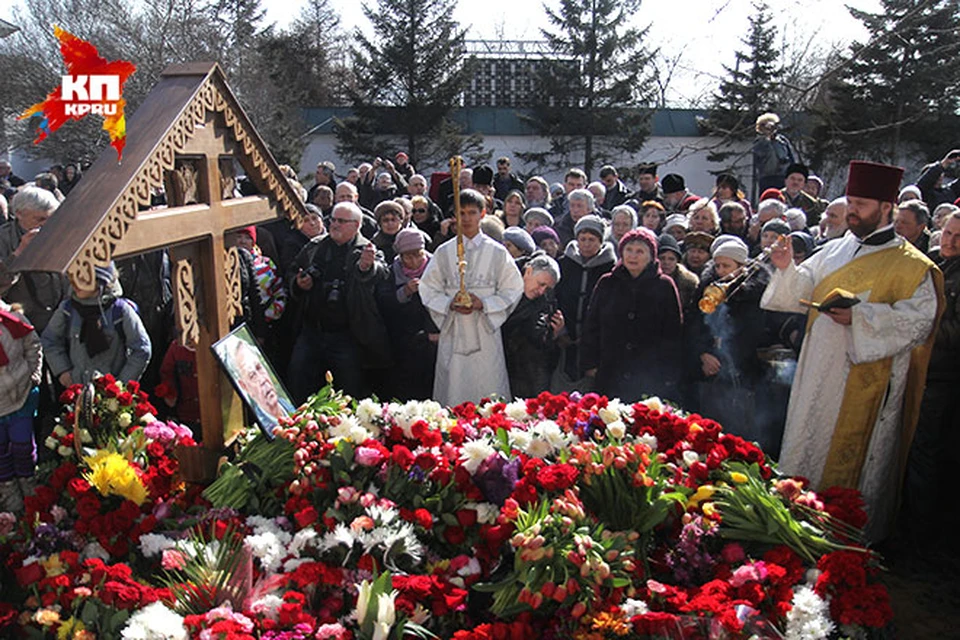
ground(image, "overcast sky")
xmin=266 ymin=0 xmax=881 ymax=106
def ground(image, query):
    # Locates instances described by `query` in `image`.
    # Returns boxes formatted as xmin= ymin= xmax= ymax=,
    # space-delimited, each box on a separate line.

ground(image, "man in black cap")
xmin=661 ymin=174 xmax=692 ymax=212
xmin=632 ymin=163 xmax=663 ymax=204
xmin=598 ymin=165 xmax=631 ymax=210
xmin=471 ymin=164 xmax=503 ymax=210
xmin=782 ymin=163 xmax=825 ymax=228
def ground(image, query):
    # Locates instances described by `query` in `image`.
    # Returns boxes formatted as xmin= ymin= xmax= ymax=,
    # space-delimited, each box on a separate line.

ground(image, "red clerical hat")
xmin=845 ymin=160 xmax=904 ymax=203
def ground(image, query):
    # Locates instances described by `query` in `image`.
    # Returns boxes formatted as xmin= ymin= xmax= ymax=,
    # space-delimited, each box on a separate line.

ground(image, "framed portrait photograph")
xmin=212 ymin=323 xmax=295 ymax=439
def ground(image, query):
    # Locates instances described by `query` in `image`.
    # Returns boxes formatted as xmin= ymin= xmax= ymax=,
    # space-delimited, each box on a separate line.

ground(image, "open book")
xmin=799 ymin=287 xmax=861 ymax=312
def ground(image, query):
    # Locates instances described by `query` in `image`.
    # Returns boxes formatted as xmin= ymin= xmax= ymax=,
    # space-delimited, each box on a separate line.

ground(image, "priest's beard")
xmin=846 ymin=200 xmax=890 ymax=238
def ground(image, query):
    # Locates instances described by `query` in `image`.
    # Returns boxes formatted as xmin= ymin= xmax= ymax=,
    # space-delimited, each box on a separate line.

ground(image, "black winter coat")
xmin=580 ymin=263 xmax=683 ymax=401
xmin=290 ymin=234 xmax=392 ymax=369
xmin=555 ymin=242 xmax=616 ymax=379
xmin=928 ymin=255 xmax=960 ymax=380
xmin=686 ymin=263 xmax=773 ymax=386
xmin=502 ymin=291 xmax=560 ymax=399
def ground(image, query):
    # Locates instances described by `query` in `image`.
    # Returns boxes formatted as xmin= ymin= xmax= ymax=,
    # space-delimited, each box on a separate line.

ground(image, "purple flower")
xmin=474 ymin=454 xmax=519 ymax=505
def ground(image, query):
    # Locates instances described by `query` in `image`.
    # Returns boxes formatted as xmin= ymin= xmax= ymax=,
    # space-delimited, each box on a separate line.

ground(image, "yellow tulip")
xmin=730 ymin=472 xmax=748 ymax=484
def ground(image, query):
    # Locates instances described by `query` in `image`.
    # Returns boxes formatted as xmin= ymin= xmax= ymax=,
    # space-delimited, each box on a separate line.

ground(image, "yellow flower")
xmin=702 ymin=502 xmax=718 ymax=518
xmin=729 ymin=472 xmax=748 ymax=484
xmin=686 ymin=484 xmax=716 ymax=509
xmin=41 ymin=554 xmax=65 ymax=577
xmin=83 ymin=450 xmax=149 ymax=505
xmin=33 ymin=608 xmax=60 ymax=626
xmin=56 ymin=617 xmax=85 ymax=640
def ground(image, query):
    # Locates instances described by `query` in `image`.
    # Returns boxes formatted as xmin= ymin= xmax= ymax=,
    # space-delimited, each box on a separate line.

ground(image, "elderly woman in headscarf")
xmin=41 ymin=263 xmax=152 ymax=386
xmin=502 ymin=253 xmax=565 ymax=398
xmin=581 ymin=227 xmax=683 ymax=401
xmin=376 ymin=228 xmax=438 ymax=400
xmin=555 ymin=215 xmax=616 ymax=389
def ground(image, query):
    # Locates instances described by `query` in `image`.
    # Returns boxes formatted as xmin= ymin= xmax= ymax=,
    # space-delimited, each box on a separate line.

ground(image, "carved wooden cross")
xmin=12 ymin=63 xmax=305 ymax=449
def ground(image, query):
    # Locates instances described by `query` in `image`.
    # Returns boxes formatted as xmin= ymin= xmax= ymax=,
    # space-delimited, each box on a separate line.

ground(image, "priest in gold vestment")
xmin=761 ymin=161 xmax=944 ymax=541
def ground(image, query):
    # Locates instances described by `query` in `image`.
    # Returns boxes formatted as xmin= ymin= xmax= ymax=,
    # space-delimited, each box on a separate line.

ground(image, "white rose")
xmin=598 ymin=406 xmax=619 ymax=425
xmin=53 ymin=425 xmax=67 ymax=437
xmin=105 ymin=398 xmax=119 ymax=412
xmin=606 ymin=420 xmax=626 ymax=440
xmin=45 ymin=436 xmax=58 ymax=450
xmin=682 ymin=450 xmax=699 ymax=468
xmin=118 ymin=413 xmax=132 ymax=428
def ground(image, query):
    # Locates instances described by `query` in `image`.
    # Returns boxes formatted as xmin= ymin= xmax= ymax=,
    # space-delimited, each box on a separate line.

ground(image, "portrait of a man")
xmin=213 ymin=324 xmax=295 ymax=436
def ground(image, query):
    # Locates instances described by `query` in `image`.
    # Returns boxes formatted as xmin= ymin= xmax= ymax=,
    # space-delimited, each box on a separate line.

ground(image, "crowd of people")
xmin=0 ymin=113 xmax=957 ymax=549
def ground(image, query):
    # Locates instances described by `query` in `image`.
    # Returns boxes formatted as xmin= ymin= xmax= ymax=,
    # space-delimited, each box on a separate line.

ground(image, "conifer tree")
xmin=701 ymin=1 xmax=781 ymax=163
xmin=334 ymin=0 xmax=483 ymax=171
xmin=516 ymin=0 xmax=656 ymax=177
xmin=812 ymin=0 xmax=960 ymax=165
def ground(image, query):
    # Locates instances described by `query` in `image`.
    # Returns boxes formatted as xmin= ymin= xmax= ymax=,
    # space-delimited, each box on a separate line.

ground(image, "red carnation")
xmin=536 ymin=463 xmax=579 ymax=492
xmin=444 ymin=526 xmax=466 ymax=545
xmin=391 ymin=445 xmax=415 ymax=470
xmin=294 ymin=506 xmax=319 ymax=528
xmin=413 ymin=508 xmax=433 ymax=530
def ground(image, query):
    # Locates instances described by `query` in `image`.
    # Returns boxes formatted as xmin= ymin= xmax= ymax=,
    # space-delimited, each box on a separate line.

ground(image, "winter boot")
xmin=0 ymin=479 xmax=22 ymax=513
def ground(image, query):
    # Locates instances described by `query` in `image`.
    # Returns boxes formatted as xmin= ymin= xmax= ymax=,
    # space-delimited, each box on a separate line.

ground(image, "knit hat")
xmin=657 ymin=233 xmax=682 ymax=258
xmin=663 ymin=213 xmax=688 ymax=231
xmin=846 ymin=160 xmax=904 ymax=204
xmin=619 ymin=226 xmax=658 ymax=260
xmin=503 ymin=227 xmax=536 ymax=255
xmin=683 ymin=231 xmax=714 ymax=252
xmin=784 ymin=208 xmax=807 ymax=231
xmin=239 ymin=225 xmax=257 ymax=243
xmin=761 ymin=219 xmax=791 ymax=236
xmin=94 ymin=262 xmax=117 ymax=287
xmin=661 ymin=173 xmax=685 ymax=194
xmin=393 ymin=227 xmax=425 ymax=254
xmin=523 ymin=207 xmax=554 ymax=228
xmin=531 ymin=226 xmax=560 ymax=246
xmin=785 ymin=162 xmax=809 ymax=179
xmin=899 ymin=185 xmax=922 ymax=201
xmin=760 ymin=188 xmax=785 ymax=202
xmin=711 ymin=235 xmax=749 ymax=264
xmin=574 ymin=214 xmax=606 ymax=240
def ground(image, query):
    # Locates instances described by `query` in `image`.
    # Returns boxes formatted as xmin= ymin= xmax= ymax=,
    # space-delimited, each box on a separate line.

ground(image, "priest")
xmin=761 ymin=160 xmax=944 ymax=541
xmin=420 ymin=189 xmax=523 ymax=406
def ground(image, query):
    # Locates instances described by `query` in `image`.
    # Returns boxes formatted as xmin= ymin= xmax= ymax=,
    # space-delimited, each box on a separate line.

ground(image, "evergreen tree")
xmin=334 ymin=0 xmax=483 ymax=171
xmin=811 ymin=0 xmax=960 ymax=166
xmin=516 ymin=0 xmax=656 ymax=178
xmin=701 ymin=1 xmax=781 ymax=163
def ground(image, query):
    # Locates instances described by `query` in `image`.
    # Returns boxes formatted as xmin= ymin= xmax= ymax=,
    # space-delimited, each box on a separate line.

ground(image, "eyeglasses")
xmin=331 ymin=217 xmax=356 ymax=225
xmin=412 ymin=208 xmax=427 ymax=213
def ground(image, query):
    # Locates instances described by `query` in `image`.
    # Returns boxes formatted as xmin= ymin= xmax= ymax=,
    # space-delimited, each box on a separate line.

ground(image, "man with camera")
xmin=287 ymin=202 xmax=391 ymax=403
xmin=916 ymin=149 xmax=960 ymax=211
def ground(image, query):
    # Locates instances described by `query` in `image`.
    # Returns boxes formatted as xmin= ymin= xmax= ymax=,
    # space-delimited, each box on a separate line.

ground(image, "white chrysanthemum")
xmin=477 ymin=402 xmax=495 ymax=418
xmin=460 ymin=439 xmax=496 ymax=474
xmin=508 ymin=429 xmax=532 ymax=452
xmin=283 ymin=557 xmax=311 ymax=573
xmin=533 ymin=420 xmax=568 ymax=449
xmin=473 ymin=502 xmax=500 ymax=525
xmin=81 ymin=541 xmax=111 ymax=562
xmin=248 ymin=594 xmax=284 ymax=621
xmin=505 ymin=400 xmax=528 ymax=421
xmin=682 ymin=450 xmax=700 ymax=468
xmin=368 ymin=504 xmax=399 ymax=525
xmin=638 ymin=433 xmax=658 ymax=451
xmin=606 ymin=420 xmax=626 ymax=440
xmin=525 ymin=438 xmax=553 ymax=459
xmin=139 ymin=534 xmax=178 ymax=558
xmin=785 ymin=586 xmax=835 ymax=640
xmin=328 ymin=415 xmax=370 ymax=443
xmin=319 ymin=524 xmax=359 ymax=552
xmin=121 ymin=601 xmax=187 ymax=640
xmin=356 ymin=398 xmax=383 ymax=428
xmin=245 ymin=531 xmax=287 ymax=574
xmin=621 ymin=598 xmax=649 ymax=617
xmin=288 ymin=527 xmax=318 ymax=557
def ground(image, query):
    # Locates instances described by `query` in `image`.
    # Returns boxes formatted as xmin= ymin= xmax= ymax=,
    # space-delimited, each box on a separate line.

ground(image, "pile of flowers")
xmin=0 ymin=381 xmax=893 ymax=639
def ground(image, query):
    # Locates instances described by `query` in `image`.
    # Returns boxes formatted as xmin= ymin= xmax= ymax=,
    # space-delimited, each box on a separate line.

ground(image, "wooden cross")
xmin=12 ymin=63 xmax=306 ymax=449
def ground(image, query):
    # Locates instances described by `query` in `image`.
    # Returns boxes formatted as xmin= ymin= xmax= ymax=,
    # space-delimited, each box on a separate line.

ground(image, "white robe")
xmin=761 ymin=228 xmax=937 ymax=539
xmin=419 ymin=232 xmax=523 ymax=406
